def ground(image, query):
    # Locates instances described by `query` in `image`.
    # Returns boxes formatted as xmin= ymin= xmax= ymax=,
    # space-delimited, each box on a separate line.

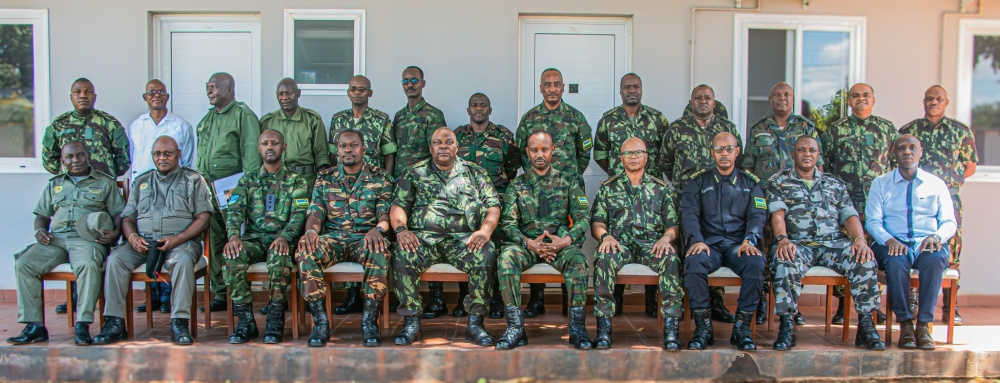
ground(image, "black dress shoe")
xmin=135 ymin=300 xmax=161 ymax=313
xmin=613 ymin=284 xmax=625 ymax=317
xmin=55 ymin=302 xmax=68 ymax=314
xmin=199 ymin=299 xmax=227 ymax=312
xmin=876 ymin=309 xmax=887 ymax=325
xmin=6 ymin=324 xmax=48 ymax=345
xmin=488 ymin=294 xmax=504 ymax=319
xmin=159 ymin=300 xmax=171 ymax=314
xmin=74 ymin=322 xmax=93 ymax=346
xmin=832 ymin=297 xmax=845 ymax=325
xmin=170 ymin=318 xmax=193 ymax=345
xmin=915 ymin=321 xmax=935 ymax=350
xmin=93 ymin=316 xmax=128 ymax=345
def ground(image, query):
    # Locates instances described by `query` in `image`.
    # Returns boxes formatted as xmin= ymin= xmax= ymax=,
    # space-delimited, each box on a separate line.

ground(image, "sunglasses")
xmin=348 ymin=86 xmax=370 ymax=93
xmin=621 ymin=150 xmax=647 ymax=158
xmin=401 ymin=78 xmax=420 ymax=85
xmin=712 ymin=145 xmax=737 ymax=154
xmin=144 ymin=90 xmax=168 ymax=97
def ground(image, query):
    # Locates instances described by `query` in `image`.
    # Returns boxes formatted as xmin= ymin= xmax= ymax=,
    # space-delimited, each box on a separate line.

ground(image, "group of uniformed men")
xmin=6 ymin=64 xmax=973 ymax=352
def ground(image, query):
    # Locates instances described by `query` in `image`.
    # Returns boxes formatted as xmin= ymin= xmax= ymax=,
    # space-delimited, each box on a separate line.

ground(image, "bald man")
xmin=259 ymin=78 xmax=331 ymax=190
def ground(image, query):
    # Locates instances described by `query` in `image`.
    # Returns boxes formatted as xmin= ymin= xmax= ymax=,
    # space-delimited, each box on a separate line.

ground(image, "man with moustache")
xmin=259 ymin=78 xmax=330 ymax=190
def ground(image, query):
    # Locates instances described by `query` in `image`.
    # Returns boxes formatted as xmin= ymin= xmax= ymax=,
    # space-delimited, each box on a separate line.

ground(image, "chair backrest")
xmin=117 ymin=180 xmax=130 ymax=201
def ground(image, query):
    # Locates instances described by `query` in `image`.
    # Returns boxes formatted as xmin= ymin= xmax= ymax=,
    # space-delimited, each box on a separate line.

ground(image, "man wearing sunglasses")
xmin=680 ymin=132 xmax=766 ymax=351
xmin=260 ymin=78 xmax=330 ymax=192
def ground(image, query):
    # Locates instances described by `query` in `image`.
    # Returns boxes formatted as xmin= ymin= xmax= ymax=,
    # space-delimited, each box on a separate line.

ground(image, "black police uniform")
xmin=680 ymin=168 xmax=767 ymax=313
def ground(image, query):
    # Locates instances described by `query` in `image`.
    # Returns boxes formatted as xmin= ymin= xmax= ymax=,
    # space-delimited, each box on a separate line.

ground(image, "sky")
xmin=800 ymin=31 xmax=849 ymax=111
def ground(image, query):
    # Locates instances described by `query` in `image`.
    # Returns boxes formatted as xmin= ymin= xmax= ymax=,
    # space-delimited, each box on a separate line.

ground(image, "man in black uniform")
xmin=681 ymin=132 xmax=766 ymax=351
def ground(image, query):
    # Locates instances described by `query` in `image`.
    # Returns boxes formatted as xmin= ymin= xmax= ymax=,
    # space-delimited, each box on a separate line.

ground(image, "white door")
xmin=154 ymin=15 xmax=262 ymax=127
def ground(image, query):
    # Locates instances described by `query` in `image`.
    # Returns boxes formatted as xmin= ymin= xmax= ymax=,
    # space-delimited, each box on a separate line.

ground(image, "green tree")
xmin=0 ymin=25 xmax=33 ymax=90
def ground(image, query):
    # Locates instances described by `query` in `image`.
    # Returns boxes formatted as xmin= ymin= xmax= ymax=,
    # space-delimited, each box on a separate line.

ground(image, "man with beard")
xmin=260 ymin=78 xmax=330 ymax=190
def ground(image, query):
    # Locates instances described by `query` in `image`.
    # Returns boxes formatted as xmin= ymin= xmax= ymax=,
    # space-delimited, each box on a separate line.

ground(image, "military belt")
xmin=290 ymin=165 xmax=315 ymax=175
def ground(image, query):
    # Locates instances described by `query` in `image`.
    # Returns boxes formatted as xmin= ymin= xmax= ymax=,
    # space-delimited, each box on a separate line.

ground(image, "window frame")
xmin=956 ymin=18 xmax=1000 ymax=180
xmin=732 ymin=14 xmax=866 ymax=139
xmin=283 ymin=9 xmax=365 ymax=96
xmin=0 ymin=8 xmax=50 ymax=173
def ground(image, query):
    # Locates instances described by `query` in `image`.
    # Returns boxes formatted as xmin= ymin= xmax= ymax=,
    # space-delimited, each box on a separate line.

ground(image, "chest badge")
xmin=53 ymin=185 xmax=63 ymax=193
xmin=139 ymin=182 xmax=148 ymax=190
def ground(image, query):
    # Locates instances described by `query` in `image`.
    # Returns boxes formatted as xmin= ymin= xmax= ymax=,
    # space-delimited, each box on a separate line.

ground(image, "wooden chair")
xmin=879 ymin=268 xmax=959 ymax=345
xmin=766 ymin=266 xmax=852 ymax=341
xmin=683 ymin=267 xmax=758 ymax=335
xmin=322 ymin=262 xmax=392 ymax=330
xmin=225 ymin=263 xmax=300 ymax=338
xmin=616 ymin=263 xmax=664 ymax=331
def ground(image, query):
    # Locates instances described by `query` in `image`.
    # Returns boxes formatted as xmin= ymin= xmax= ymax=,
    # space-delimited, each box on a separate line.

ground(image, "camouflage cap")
xmin=75 ymin=211 xmax=113 ymax=242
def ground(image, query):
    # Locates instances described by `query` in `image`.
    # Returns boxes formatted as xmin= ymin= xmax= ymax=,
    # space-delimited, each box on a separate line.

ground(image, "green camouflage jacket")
xmin=593 ymin=104 xmax=670 ymax=178
xmin=591 ymin=172 xmax=676 ymax=246
xmin=515 ymin=101 xmax=592 ymax=187
xmin=819 ymin=114 xmax=898 ymax=212
xmin=392 ymin=99 xmax=447 ymax=180
xmin=226 ymin=165 xmax=310 ymax=244
xmin=742 ymin=114 xmax=824 ymax=180
xmin=899 ymin=117 xmax=978 ymax=189
xmin=500 ymin=168 xmax=590 ymax=248
xmin=42 ymin=109 xmax=130 ymax=177
xmin=660 ymin=115 xmax=743 ymax=194
xmin=330 ymin=107 xmax=397 ymax=170
xmin=309 ymin=163 xmax=392 ymax=241
xmin=454 ymin=122 xmax=520 ymax=195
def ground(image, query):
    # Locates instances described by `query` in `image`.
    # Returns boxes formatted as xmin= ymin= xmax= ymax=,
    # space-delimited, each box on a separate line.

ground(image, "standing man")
xmin=868 ymin=135 xmax=956 ymax=350
xmin=680 ymin=133 xmax=766 ymax=351
xmin=7 ymin=143 xmax=124 ymax=346
xmin=259 ymin=78 xmax=330 ymax=190
xmin=765 ymin=136 xmax=885 ymax=351
xmin=390 ymin=127 xmax=500 ymax=347
xmin=93 ymin=136 xmax=214 ymax=346
xmin=590 ymin=138 xmax=683 ymax=350
xmin=593 ymin=73 xmax=670 ymax=318
xmin=223 ymin=130 xmax=308 ymax=344
xmin=454 ymin=93 xmax=520 ymax=319
xmin=514 ymin=68 xmax=593 ymax=317
xmin=662 ymin=85 xmax=743 ymax=324
xmin=196 ymin=72 xmax=262 ymax=312
xmin=899 ymin=85 xmax=977 ymax=325
xmin=127 ymin=78 xmax=197 ymax=315
xmin=820 ymin=83 xmax=897 ymax=325
xmin=495 ymin=131 xmax=592 ymax=351
xmin=42 ymin=78 xmax=130 ymax=178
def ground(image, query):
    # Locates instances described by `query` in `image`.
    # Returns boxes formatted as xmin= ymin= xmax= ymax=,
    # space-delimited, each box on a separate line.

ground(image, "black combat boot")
xmin=613 ymin=284 xmax=625 ymax=316
xmin=229 ymin=302 xmax=259 ymax=344
xmin=773 ymin=314 xmax=796 ymax=351
xmin=898 ymin=319 xmax=917 ymax=349
xmin=687 ymin=309 xmax=714 ymax=350
xmin=170 ymin=318 xmax=193 ymax=346
xmin=495 ymin=306 xmax=527 ymax=350
xmin=710 ymin=293 xmax=736 ymax=323
xmin=6 ymin=323 xmax=48 ymax=345
xmin=916 ymin=321 xmax=935 ymax=350
xmin=854 ymin=313 xmax=886 ymax=350
xmin=645 ymin=285 xmax=658 ymax=318
xmin=334 ymin=285 xmax=363 ymax=315
xmin=262 ymin=300 xmax=286 ymax=344
xmin=465 ymin=314 xmax=494 ymax=346
xmin=74 ymin=322 xmax=93 ymax=346
xmin=794 ymin=311 xmax=806 ymax=325
xmin=561 ymin=284 xmax=569 ymax=316
xmin=489 ymin=290 xmax=504 ymax=319
xmin=452 ymin=282 xmax=469 ymax=317
xmin=523 ymin=284 xmax=546 ymax=318
xmin=730 ymin=310 xmax=757 ymax=351
xmin=92 ymin=316 xmax=127 ymax=345
xmin=594 ymin=316 xmax=613 ymax=349
xmin=831 ymin=296 xmax=846 ymax=325
xmin=361 ymin=299 xmax=382 ymax=347
xmin=568 ymin=306 xmax=593 ymax=350
xmin=662 ymin=317 xmax=681 ymax=351
xmin=420 ymin=282 xmax=448 ymax=319
xmin=394 ymin=315 xmax=422 ymax=346
xmin=755 ymin=291 xmax=768 ymax=325
xmin=307 ymin=300 xmax=330 ymax=347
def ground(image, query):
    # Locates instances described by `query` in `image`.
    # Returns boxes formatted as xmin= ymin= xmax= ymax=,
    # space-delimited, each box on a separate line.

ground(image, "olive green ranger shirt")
xmin=742 ymin=114 xmax=824 ymax=180
xmin=392 ymin=158 xmax=500 ymax=245
xmin=763 ymin=168 xmax=858 ymax=249
xmin=33 ymin=168 xmax=125 ymax=234
xmin=226 ymin=165 xmax=310 ymax=244
xmin=123 ymin=167 xmax=215 ymax=237
xmin=42 ymin=109 xmax=131 ymax=177
xmin=660 ymin=115 xmax=743 ymax=195
xmin=593 ymin=104 xmax=670 ymax=179
xmin=819 ymin=114 xmax=898 ymax=213
xmin=500 ymin=168 xmax=590 ymax=249
xmin=899 ymin=117 xmax=978 ymax=189
xmin=329 ymin=107 xmax=397 ymax=171
xmin=515 ymin=101 xmax=593 ymax=188
xmin=308 ymin=163 xmax=393 ymax=242
xmin=392 ymin=99 xmax=447 ymax=181
xmin=591 ymin=172 xmax=676 ymax=247
xmin=196 ymin=100 xmax=262 ymax=181
xmin=454 ymin=122 xmax=520 ymax=195
xmin=259 ymin=107 xmax=331 ymax=176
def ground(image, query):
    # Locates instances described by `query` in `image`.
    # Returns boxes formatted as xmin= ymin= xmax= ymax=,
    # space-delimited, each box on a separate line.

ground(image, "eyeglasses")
xmin=144 ymin=90 xmax=168 ymax=97
xmin=348 ymin=86 xmax=370 ymax=93
xmin=621 ymin=150 xmax=647 ymax=158
xmin=152 ymin=150 xmax=178 ymax=159
xmin=712 ymin=145 xmax=737 ymax=154
xmin=401 ymin=78 xmax=420 ymax=85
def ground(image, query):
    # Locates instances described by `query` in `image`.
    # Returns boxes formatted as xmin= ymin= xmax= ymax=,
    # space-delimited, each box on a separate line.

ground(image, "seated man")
xmin=296 ymin=129 xmax=392 ymax=348
xmin=680 ymin=132 xmax=766 ymax=351
xmin=496 ymin=131 xmax=592 ymax=351
xmin=93 ymin=136 xmax=214 ymax=345
xmin=223 ymin=129 xmax=309 ymax=344
xmin=591 ymin=137 xmax=682 ymax=351
xmin=390 ymin=127 xmax=500 ymax=347
xmin=765 ymin=136 xmax=885 ymax=351
xmin=8 ymin=142 xmax=124 ymax=346
xmin=867 ymin=134 xmax=956 ymax=350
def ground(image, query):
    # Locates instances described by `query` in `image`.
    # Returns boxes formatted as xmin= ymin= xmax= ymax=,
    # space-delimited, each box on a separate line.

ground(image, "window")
xmin=283 ymin=9 xmax=365 ymax=95
xmin=957 ymin=19 xmax=1000 ymax=168
xmin=733 ymin=14 xmax=865 ymax=135
xmin=0 ymin=9 xmax=49 ymax=172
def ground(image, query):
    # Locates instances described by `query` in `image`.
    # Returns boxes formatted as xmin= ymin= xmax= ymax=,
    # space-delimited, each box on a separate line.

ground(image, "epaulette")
xmin=332 ymin=109 xmax=351 ymax=119
xmin=48 ymin=172 xmax=66 ymax=182
xmin=91 ymin=168 xmax=116 ymax=180
xmin=370 ymin=108 xmax=390 ymax=120
xmin=301 ymin=107 xmax=323 ymax=120
xmin=601 ymin=174 xmax=621 ymax=185
xmin=317 ymin=166 xmax=336 ymax=176
xmin=643 ymin=105 xmax=665 ymax=117
xmin=411 ymin=158 xmax=431 ymax=169
xmin=91 ymin=109 xmax=120 ymax=123
xmin=258 ymin=111 xmax=276 ymax=125
xmin=602 ymin=107 xmax=619 ymax=118
xmin=690 ymin=169 xmax=708 ymax=179
xmin=51 ymin=110 xmax=74 ymax=124
xmin=133 ymin=168 xmax=156 ymax=180
xmin=650 ymin=176 xmax=668 ymax=187
xmin=739 ymin=169 xmax=761 ymax=183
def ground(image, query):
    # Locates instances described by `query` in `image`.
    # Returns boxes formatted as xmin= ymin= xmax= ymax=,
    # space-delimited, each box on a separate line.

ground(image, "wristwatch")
xmin=744 ymin=238 xmax=757 ymax=247
xmin=775 ymin=234 xmax=788 ymax=242
xmin=376 ymin=226 xmax=386 ymax=236
xmin=394 ymin=225 xmax=407 ymax=234
xmin=600 ymin=232 xmax=613 ymax=242
xmin=521 ymin=238 xmax=529 ymax=249
xmin=931 ymin=234 xmax=942 ymax=243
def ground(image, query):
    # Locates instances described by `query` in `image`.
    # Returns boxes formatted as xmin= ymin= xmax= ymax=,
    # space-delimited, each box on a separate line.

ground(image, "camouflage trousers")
xmin=207 ymin=210 xmax=228 ymax=301
xmin=392 ymin=235 xmax=495 ymax=317
xmin=297 ymin=234 xmax=388 ymax=304
xmin=949 ymin=193 xmax=963 ymax=266
xmin=223 ymin=237 xmax=293 ymax=305
xmin=498 ymin=244 xmax=588 ymax=308
xmin=771 ymin=241 xmax=881 ymax=316
xmin=833 ymin=213 xmax=883 ymax=299
xmin=594 ymin=243 xmax=682 ymax=318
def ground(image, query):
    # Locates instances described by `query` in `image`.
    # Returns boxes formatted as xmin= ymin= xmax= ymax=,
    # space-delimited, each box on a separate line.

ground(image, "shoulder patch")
xmin=294 ymin=198 xmax=310 ymax=208
xmin=740 ymin=169 xmax=761 ymax=182
xmin=582 ymin=138 xmax=593 ymax=150
xmin=371 ymin=108 xmax=390 ymax=120
xmin=577 ymin=196 xmax=589 ymax=206
xmin=651 ymin=177 xmax=668 ymax=187
xmin=754 ymin=196 xmax=767 ymax=209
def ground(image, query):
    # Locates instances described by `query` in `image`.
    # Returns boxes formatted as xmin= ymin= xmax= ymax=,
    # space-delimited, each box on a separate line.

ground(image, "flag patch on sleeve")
xmin=294 ymin=198 xmax=310 ymax=208
xmin=577 ymin=196 xmax=589 ymax=206
xmin=582 ymin=138 xmax=593 ymax=150
xmin=754 ymin=197 xmax=766 ymax=209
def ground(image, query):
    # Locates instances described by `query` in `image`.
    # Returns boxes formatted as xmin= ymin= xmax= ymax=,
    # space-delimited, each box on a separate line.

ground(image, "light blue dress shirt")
xmin=865 ymin=168 xmax=956 ymax=258
xmin=126 ymin=111 xmax=196 ymax=178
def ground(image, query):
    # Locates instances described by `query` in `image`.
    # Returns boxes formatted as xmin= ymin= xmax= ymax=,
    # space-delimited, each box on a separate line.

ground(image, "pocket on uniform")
xmin=81 ymin=192 xmax=105 ymax=209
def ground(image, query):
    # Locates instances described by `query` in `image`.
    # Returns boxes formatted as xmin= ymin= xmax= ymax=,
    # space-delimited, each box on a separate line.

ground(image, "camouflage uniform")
xmin=330 ymin=107 xmax=397 ymax=171
xmin=391 ymin=99 xmax=447 ymax=181
xmin=497 ymin=168 xmax=590 ymax=308
xmin=741 ymin=115 xmax=824 ymax=180
xmin=819 ymin=115 xmax=898 ymax=215
xmin=899 ymin=117 xmax=977 ymax=265
xmin=42 ymin=109 xmax=131 ymax=177
xmin=591 ymin=173 xmax=682 ymax=318
xmin=297 ymin=163 xmax=393 ymax=303
xmin=593 ymin=104 xmax=670 ymax=178
xmin=515 ymin=102 xmax=592 ymax=188
xmin=391 ymin=158 xmax=500 ymax=316
xmin=224 ymin=166 xmax=309 ymax=305
xmin=259 ymin=107 xmax=331 ymax=189
xmin=455 ymin=122 xmax=520 ymax=195
xmin=764 ymin=168 xmax=880 ymax=316
xmin=660 ymin=115 xmax=743 ymax=205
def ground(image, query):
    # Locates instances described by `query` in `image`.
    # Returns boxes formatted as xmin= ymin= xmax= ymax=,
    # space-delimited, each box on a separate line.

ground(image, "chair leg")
xmin=843 ymin=283 xmax=853 ymax=341
xmin=66 ymin=281 xmax=76 ymax=328
xmin=145 ymin=283 xmax=154 ymax=329
xmin=203 ymin=275 xmax=211 ymax=331
xmin=656 ymin=291 xmax=664 ymax=333
xmin=226 ymin=288 xmax=234 ymax=335
xmin=825 ymin=286 xmax=833 ymax=333
xmin=98 ymin=291 xmax=105 ymax=329
xmin=291 ymin=274 xmax=299 ymax=339
xmin=767 ymin=283 xmax=775 ymax=332
xmin=191 ymin=288 xmax=198 ymax=338
xmin=683 ymin=291 xmax=691 ymax=333
xmin=885 ymin=291 xmax=894 ymax=345
xmin=126 ymin=287 xmax=134 ymax=339
xmin=383 ymin=272 xmax=392 ymax=331
xmin=947 ymin=280 xmax=957 ymax=345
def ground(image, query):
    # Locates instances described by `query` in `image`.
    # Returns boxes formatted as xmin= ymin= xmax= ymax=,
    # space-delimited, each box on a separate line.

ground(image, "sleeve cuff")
xmin=381 ymin=142 xmax=398 ymax=155
xmin=767 ymin=201 xmax=788 ymax=214
xmin=838 ymin=206 xmax=859 ymax=225
xmin=593 ymin=150 xmax=609 ymax=161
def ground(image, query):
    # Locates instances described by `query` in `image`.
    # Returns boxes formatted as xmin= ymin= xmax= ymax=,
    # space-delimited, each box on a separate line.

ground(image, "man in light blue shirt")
xmin=866 ymin=134 xmax=956 ymax=350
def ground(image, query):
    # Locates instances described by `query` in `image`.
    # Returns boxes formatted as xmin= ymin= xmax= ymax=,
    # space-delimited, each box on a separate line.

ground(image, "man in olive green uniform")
xmin=591 ymin=137 xmax=682 ymax=351
xmin=514 ymin=68 xmax=592 ymax=317
xmin=296 ymin=130 xmax=392 ymax=348
xmin=899 ymin=85 xmax=977 ymax=325
xmin=390 ymin=127 xmax=501 ymax=347
xmin=259 ymin=78 xmax=330 ymax=189
xmin=495 ymin=131 xmax=592 ymax=351
xmin=593 ymin=73 xmax=669 ymax=318
xmin=454 ymin=92 xmax=520 ymax=319
xmin=8 ymin=142 xmax=124 ymax=346
xmin=42 ymin=78 xmax=130 ymax=178
xmin=196 ymin=72 xmax=262 ymax=312
xmin=223 ymin=130 xmax=309 ymax=344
